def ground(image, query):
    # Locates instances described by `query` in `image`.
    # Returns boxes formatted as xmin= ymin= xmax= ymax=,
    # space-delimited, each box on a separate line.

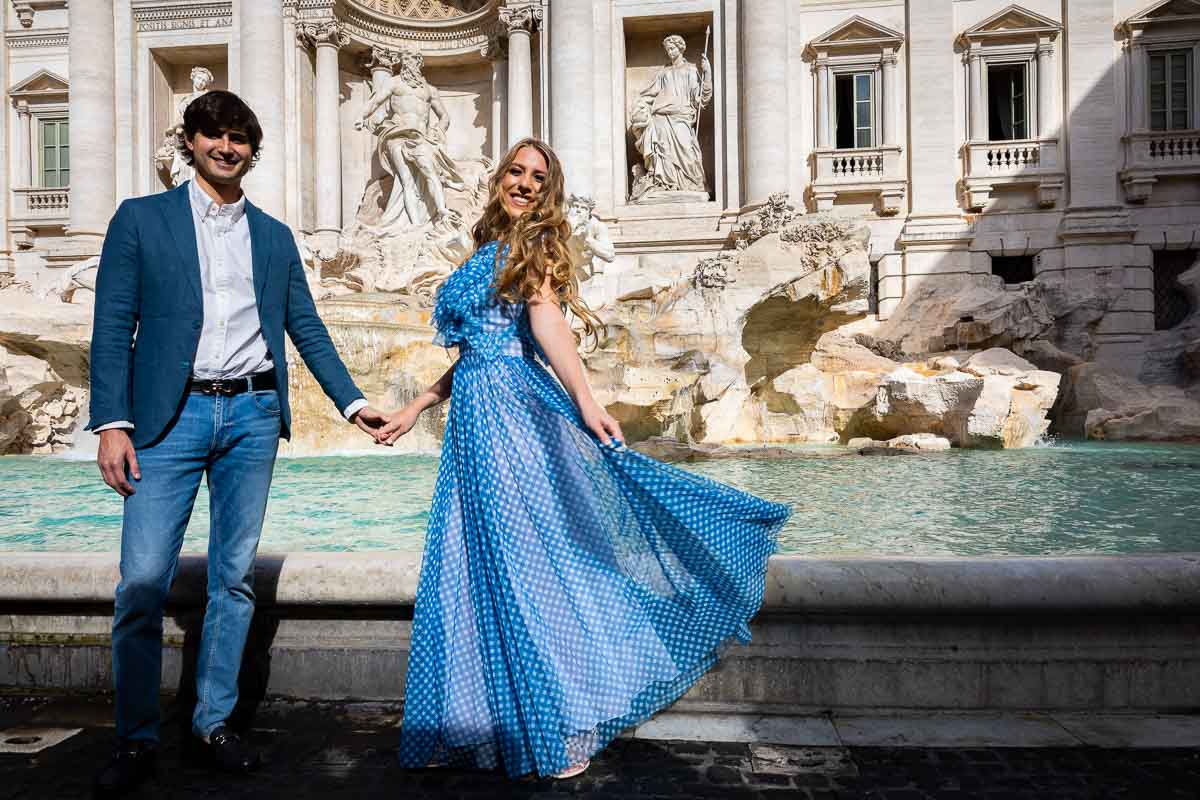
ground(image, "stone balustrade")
xmin=962 ymin=137 xmax=1064 ymax=211
xmin=1121 ymin=130 xmax=1200 ymax=203
xmin=11 ymin=186 xmax=69 ymax=225
xmin=811 ymin=145 xmax=906 ymax=216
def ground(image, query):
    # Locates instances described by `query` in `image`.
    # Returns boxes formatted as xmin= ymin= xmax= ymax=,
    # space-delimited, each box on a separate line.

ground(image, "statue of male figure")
xmin=566 ymin=194 xmax=616 ymax=279
xmin=356 ymin=47 xmax=465 ymax=228
xmin=629 ymin=34 xmax=713 ymax=203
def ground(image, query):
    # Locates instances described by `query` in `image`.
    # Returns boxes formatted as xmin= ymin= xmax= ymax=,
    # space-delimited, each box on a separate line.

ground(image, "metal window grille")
xmin=1154 ymin=249 xmax=1196 ymax=331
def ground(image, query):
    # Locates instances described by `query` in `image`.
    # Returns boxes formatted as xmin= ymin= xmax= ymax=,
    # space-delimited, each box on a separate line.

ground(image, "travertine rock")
xmin=0 ymin=289 xmax=92 ymax=453
xmin=1058 ymin=362 xmax=1200 ymax=442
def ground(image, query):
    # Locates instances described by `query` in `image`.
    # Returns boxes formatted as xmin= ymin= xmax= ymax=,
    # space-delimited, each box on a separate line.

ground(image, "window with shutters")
xmin=39 ymin=118 xmax=69 ymax=189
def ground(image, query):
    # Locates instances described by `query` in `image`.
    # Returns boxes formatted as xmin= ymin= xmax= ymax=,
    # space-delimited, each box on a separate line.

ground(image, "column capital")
xmin=13 ymin=98 xmax=29 ymax=115
xmin=363 ymin=46 xmax=401 ymax=73
xmin=498 ymin=3 xmax=542 ymax=36
xmin=480 ymin=34 xmax=507 ymax=62
xmin=298 ymin=20 xmax=349 ymax=50
xmin=881 ymin=49 xmax=899 ymax=67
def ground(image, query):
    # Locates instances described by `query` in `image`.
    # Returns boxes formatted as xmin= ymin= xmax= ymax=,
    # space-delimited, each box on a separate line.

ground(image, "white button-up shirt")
xmin=188 ymin=178 xmax=273 ymax=380
xmin=95 ymin=181 xmax=367 ymax=431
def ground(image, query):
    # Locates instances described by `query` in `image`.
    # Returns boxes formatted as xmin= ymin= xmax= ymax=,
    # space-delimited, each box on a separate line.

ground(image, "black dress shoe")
xmin=185 ymin=725 xmax=260 ymax=774
xmin=93 ymin=740 xmax=157 ymax=799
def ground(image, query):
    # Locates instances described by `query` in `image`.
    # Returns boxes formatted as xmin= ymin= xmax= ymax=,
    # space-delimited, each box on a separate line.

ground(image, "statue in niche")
xmin=154 ymin=66 xmax=214 ymax=188
xmin=355 ymin=45 xmax=465 ymax=229
xmin=629 ymin=34 xmax=713 ymax=204
xmin=566 ymin=194 xmax=615 ymax=279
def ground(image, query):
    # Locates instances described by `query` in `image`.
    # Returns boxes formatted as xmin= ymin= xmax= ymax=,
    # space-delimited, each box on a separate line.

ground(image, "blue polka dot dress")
xmin=396 ymin=241 xmax=791 ymax=778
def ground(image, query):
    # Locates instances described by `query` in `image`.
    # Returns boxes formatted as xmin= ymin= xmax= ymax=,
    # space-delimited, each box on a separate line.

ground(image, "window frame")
xmin=38 ymin=116 xmax=69 ymax=189
xmin=1147 ymin=46 xmax=1193 ymax=131
xmin=986 ymin=61 xmax=1030 ymax=141
xmin=833 ymin=68 xmax=878 ymax=150
xmin=829 ymin=61 xmax=882 ymax=151
xmin=977 ymin=47 xmax=1039 ymax=143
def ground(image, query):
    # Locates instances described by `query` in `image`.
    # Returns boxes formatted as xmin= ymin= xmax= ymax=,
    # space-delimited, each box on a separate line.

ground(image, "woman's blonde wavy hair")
xmin=472 ymin=137 xmax=604 ymax=347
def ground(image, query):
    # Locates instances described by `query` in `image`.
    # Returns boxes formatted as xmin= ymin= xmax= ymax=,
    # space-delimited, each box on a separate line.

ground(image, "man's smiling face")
xmin=186 ymin=127 xmax=253 ymax=187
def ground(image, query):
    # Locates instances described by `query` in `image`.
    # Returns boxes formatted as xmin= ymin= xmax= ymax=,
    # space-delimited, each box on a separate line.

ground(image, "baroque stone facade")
xmin=1 ymin=0 xmax=1199 ymax=453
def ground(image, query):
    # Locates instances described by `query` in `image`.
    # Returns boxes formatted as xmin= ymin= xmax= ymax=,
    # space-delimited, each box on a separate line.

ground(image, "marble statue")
xmin=566 ymin=194 xmax=615 ymax=278
xmin=154 ymin=66 xmax=214 ymax=188
xmin=355 ymin=45 xmax=465 ymax=228
xmin=629 ymin=34 xmax=713 ymax=204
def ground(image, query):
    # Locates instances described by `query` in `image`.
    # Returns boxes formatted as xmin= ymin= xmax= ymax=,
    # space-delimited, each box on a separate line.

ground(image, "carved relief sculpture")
xmin=566 ymin=194 xmax=615 ymax=279
xmin=629 ymin=34 xmax=713 ymax=204
xmin=355 ymin=44 xmax=466 ymax=228
xmin=154 ymin=66 xmax=213 ymax=188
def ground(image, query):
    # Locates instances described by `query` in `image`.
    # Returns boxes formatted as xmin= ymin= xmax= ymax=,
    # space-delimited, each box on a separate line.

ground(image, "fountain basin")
xmin=3 ymin=552 xmax=1198 ymax=713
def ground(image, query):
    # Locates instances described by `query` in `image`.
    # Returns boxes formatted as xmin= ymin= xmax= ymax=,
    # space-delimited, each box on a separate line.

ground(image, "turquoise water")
xmin=3 ymin=441 xmax=1199 ymax=556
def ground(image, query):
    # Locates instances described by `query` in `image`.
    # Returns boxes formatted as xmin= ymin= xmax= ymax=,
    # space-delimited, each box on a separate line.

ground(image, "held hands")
xmin=581 ymin=400 xmax=624 ymax=448
xmin=97 ymin=429 xmax=140 ymax=497
xmin=351 ymin=405 xmax=393 ymax=444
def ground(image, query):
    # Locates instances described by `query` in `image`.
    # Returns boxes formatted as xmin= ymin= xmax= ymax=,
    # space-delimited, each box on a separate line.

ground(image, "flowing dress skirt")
xmin=397 ymin=346 xmax=791 ymax=777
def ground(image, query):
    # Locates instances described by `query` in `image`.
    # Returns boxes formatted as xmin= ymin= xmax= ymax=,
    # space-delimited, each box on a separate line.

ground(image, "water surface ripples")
xmin=3 ymin=441 xmax=1199 ymax=556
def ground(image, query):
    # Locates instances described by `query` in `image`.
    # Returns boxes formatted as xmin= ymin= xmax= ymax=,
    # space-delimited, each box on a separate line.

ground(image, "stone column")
xmin=239 ymin=0 xmax=287 ymax=220
xmin=1130 ymin=43 xmax=1147 ymax=132
xmin=742 ymin=0 xmax=789 ymax=205
xmin=882 ymin=49 xmax=898 ymax=147
xmin=300 ymin=21 xmax=349 ymax=247
xmin=815 ymin=59 xmax=831 ymax=149
xmin=0 ymin=34 xmax=12 ymax=275
xmin=499 ymin=4 xmax=541 ymax=146
xmin=1037 ymin=38 xmax=1057 ymax=138
xmin=1065 ymin=0 xmax=1119 ymax=207
xmin=67 ymin=0 xmax=116 ymax=246
xmin=968 ymin=46 xmax=986 ymax=141
xmin=548 ymin=0 xmax=593 ymax=196
xmin=482 ymin=38 xmax=507 ymax=161
xmin=15 ymin=102 xmax=32 ymax=186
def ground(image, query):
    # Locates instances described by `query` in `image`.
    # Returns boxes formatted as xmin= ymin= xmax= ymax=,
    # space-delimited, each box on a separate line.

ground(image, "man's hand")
xmin=97 ymin=429 xmax=140 ymax=497
xmin=351 ymin=405 xmax=391 ymax=442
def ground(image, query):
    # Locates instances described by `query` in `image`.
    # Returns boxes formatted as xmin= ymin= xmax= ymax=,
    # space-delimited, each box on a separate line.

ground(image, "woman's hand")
xmin=580 ymin=400 xmax=624 ymax=447
xmin=378 ymin=406 xmax=421 ymax=446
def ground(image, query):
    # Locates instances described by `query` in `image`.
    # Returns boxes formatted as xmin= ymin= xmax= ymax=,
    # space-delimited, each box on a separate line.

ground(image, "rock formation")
xmin=0 ymin=285 xmax=92 ymax=454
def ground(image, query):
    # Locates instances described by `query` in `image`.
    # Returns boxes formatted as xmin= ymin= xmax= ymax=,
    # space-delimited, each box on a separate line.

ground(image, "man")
xmin=89 ymin=90 xmax=389 ymax=798
xmin=355 ymin=45 xmax=465 ymax=227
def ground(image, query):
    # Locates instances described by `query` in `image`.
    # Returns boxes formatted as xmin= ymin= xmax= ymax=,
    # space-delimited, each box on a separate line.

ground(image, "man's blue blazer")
xmin=87 ymin=182 xmax=363 ymax=449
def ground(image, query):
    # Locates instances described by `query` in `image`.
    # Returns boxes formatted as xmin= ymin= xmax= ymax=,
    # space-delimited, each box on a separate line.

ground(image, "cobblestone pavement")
xmin=2 ymin=695 xmax=1199 ymax=799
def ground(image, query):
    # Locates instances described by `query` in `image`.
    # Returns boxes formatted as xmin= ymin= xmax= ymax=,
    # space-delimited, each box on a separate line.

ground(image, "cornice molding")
xmin=131 ymin=2 xmax=232 ymax=33
xmin=6 ymin=26 xmax=67 ymax=49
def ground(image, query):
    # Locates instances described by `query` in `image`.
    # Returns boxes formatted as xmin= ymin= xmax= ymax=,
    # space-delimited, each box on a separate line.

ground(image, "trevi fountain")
xmin=2 ymin=0 xmax=1200 ymax=556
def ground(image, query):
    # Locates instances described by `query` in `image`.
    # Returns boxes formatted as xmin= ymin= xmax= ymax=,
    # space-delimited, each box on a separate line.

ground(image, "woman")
xmin=378 ymin=138 xmax=790 ymax=779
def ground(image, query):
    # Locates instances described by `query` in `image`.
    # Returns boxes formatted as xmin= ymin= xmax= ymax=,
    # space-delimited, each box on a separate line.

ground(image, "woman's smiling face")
xmin=499 ymin=145 xmax=548 ymax=218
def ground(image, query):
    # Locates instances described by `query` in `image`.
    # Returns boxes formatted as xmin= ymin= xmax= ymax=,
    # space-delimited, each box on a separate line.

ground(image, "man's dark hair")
xmin=177 ymin=90 xmax=263 ymax=166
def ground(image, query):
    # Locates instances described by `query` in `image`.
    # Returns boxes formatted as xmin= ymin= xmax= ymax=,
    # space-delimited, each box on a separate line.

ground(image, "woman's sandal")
xmin=552 ymin=759 xmax=590 ymax=779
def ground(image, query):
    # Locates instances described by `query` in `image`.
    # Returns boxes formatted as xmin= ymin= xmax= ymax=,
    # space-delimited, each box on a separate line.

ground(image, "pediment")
xmin=9 ymin=69 xmax=68 ymax=100
xmin=1124 ymin=0 xmax=1200 ymax=30
xmin=810 ymin=16 xmax=904 ymax=52
xmin=961 ymin=5 xmax=1062 ymax=42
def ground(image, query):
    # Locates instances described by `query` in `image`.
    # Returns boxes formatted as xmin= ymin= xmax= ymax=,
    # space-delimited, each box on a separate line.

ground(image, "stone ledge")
xmin=3 ymin=552 xmax=1200 ymax=613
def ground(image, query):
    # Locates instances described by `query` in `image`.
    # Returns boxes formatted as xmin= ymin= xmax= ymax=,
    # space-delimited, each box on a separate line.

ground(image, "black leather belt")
xmin=189 ymin=371 xmax=276 ymax=396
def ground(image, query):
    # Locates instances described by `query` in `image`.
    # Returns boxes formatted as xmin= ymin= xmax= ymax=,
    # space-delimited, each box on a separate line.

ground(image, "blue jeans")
xmin=112 ymin=389 xmax=280 ymax=742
